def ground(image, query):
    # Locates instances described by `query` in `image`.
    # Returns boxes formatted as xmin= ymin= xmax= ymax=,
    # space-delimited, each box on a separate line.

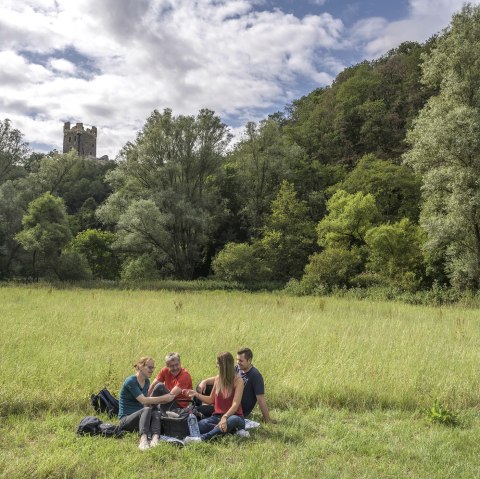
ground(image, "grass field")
xmin=1 ymin=285 xmax=480 ymax=478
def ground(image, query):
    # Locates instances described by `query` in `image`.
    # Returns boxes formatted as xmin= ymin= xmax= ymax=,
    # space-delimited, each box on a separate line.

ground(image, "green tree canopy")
xmin=0 ymin=119 xmax=29 ymax=184
xmin=404 ymin=4 xmax=480 ymax=289
xmin=15 ymin=192 xmax=72 ymax=279
xmin=70 ymin=229 xmax=121 ymax=280
xmin=98 ymin=108 xmax=231 ymax=279
xmin=259 ymin=181 xmax=316 ymax=281
xmin=365 ymin=218 xmax=426 ymax=288
xmin=317 ymin=190 xmax=379 ymax=249
xmin=337 ymin=154 xmax=421 ymax=222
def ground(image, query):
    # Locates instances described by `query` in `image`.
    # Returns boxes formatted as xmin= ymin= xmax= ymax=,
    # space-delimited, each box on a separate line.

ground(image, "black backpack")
xmin=77 ymin=416 xmax=124 ymax=438
xmin=91 ymin=388 xmax=119 ymax=418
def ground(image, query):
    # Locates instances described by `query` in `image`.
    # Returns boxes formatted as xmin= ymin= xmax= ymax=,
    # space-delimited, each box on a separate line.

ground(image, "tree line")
xmin=1 ymin=5 xmax=480 ymax=293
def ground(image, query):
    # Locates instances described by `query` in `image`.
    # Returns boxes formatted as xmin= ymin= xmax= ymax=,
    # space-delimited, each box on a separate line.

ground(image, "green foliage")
xmin=15 ymin=192 xmax=72 ymax=278
xmin=317 ymin=190 xmax=379 ymax=249
xmin=98 ymin=108 xmax=231 ymax=279
xmin=227 ymin=119 xmax=301 ymax=235
xmin=29 ymin=150 xmax=115 ymax=214
xmin=258 ymin=181 xmax=316 ymax=281
xmin=0 ymin=118 xmax=29 ymax=184
xmin=404 ymin=4 xmax=480 ymax=290
xmin=338 ymin=154 xmax=421 ymax=222
xmin=284 ymin=41 xmax=431 ymax=165
xmin=0 ymin=180 xmax=27 ymax=278
xmin=426 ymin=400 xmax=458 ymax=427
xmin=70 ymin=229 xmax=121 ymax=280
xmin=120 ymin=254 xmax=161 ymax=282
xmin=54 ymin=251 xmax=92 ymax=281
xmin=365 ymin=218 xmax=426 ymax=290
xmin=212 ymin=242 xmax=268 ymax=283
xmin=301 ymin=247 xmax=362 ymax=293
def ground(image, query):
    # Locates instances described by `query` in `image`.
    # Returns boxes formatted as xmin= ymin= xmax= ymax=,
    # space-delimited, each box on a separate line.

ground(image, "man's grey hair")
xmin=165 ymin=352 xmax=181 ymax=364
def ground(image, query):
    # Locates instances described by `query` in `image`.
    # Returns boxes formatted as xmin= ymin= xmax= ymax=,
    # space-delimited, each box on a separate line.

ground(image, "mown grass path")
xmin=1 ymin=286 xmax=479 ymax=478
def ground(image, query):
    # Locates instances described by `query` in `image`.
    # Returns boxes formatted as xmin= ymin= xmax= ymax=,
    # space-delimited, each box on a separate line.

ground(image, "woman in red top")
xmin=185 ymin=351 xmax=245 ymax=442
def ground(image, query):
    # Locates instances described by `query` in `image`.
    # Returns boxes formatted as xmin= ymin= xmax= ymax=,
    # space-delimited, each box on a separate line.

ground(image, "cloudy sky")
xmin=0 ymin=0 xmax=477 ymax=158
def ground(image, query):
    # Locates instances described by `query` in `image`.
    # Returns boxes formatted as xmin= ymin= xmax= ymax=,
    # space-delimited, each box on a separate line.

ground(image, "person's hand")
xmin=185 ymin=389 xmax=196 ymax=398
xmin=219 ymin=416 xmax=228 ymax=433
xmin=197 ymin=380 xmax=207 ymax=394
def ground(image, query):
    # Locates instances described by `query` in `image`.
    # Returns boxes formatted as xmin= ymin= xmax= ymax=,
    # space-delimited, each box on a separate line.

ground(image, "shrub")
xmin=121 ymin=255 xmax=161 ymax=282
xmin=365 ymin=218 xmax=425 ymax=290
xmin=54 ymin=251 xmax=92 ymax=281
xmin=212 ymin=242 xmax=269 ymax=283
xmin=300 ymin=247 xmax=362 ymax=293
xmin=70 ymin=229 xmax=121 ymax=280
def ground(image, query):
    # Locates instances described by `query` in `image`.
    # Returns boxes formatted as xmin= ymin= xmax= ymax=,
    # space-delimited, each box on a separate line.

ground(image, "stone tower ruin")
xmin=63 ymin=122 xmax=97 ymax=157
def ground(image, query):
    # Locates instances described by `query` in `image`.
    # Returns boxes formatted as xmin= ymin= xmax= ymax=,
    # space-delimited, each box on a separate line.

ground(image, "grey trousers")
xmin=118 ymin=407 xmax=161 ymax=436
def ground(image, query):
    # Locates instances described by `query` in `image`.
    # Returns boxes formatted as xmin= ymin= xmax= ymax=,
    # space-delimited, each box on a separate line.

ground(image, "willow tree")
xmin=98 ymin=108 xmax=231 ymax=279
xmin=404 ymin=4 xmax=480 ymax=289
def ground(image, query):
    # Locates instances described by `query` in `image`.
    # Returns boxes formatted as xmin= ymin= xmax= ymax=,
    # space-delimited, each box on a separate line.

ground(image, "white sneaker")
xmin=150 ymin=436 xmax=159 ymax=448
xmin=184 ymin=436 xmax=202 ymax=444
xmin=138 ymin=439 xmax=150 ymax=451
xmin=244 ymin=419 xmax=260 ymax=430
xmin=235 ymin=429 xmax=250 ymax=438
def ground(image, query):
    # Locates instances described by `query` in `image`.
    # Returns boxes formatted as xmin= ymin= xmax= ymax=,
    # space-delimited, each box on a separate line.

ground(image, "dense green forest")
xmin=2 ymin=5 xmax=480 ymax=296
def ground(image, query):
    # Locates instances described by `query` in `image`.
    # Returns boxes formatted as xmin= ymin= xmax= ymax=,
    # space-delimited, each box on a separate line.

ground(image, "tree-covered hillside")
xmin=2 ymin=4 xmax=480 ymax=295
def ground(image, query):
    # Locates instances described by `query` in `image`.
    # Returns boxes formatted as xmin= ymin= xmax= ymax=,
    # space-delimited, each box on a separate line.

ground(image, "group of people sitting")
xmin=117 ymin=348 xmax=273 ymax=450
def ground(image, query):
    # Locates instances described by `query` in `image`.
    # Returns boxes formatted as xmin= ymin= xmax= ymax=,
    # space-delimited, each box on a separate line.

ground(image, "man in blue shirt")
xmin=234 ymin=347 xmax=272 ymax=421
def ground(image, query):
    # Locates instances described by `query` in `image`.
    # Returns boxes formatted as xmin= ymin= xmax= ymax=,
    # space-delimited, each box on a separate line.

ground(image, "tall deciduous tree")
xmin=0 ymin=119 xmax=29 ymax=184
xmin=259 ymin=181 xmax=316 ymax=281
xmin=228 ymin=119 xmax=300 ymax=236
xmin=70 ymin=229 xmax=121 ymax=280
xmin=98 ymin=108 xmax=231 ymax=279
xmin=404 ymin=4 xmax=480 ymax=289
xmin=15 ymin=192 xmax=72 ymax=279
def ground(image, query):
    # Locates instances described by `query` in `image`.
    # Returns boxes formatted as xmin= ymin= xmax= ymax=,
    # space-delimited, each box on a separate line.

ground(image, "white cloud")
xmin=354 ymin=0 xmax=480 ymax=59
xmin=0 ymin=0 xmax=347 ymax=157
xmin=48 ymin=58 xmax=76 ymax=74
xmin=2 ymin=0 xmax=480 ymax=158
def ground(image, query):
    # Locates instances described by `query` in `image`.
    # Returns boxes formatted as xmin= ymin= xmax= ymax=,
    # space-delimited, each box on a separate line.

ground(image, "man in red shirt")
xmin=148 ymin=352 xmax=192 ymax=409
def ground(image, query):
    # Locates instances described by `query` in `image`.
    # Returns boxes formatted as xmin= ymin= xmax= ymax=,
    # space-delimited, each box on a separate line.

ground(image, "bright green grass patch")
xmin=1 ymin=286 xmax=480 ymax=478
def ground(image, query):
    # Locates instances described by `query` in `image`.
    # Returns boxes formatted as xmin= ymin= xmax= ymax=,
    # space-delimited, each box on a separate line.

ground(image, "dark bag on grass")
xmin=91 ymin=388 xmax=119 ymax=418
xmin=161 ymin=411 xmax=190 ymax=439
xmin=77 ymin=416 xmax=124 ymax=438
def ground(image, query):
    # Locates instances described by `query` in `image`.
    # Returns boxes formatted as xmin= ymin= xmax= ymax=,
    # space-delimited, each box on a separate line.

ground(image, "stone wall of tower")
xmin=63 ymin=122 xmax=97 ymax=157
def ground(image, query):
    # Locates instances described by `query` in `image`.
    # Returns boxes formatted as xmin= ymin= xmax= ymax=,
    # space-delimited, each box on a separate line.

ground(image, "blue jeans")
xmin=198 ymin=414 xmax=245 ymax=441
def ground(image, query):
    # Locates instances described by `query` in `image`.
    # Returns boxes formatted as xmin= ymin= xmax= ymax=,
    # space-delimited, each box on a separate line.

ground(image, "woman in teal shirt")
xmin=118 ymin=356 xmax=175 ymax=450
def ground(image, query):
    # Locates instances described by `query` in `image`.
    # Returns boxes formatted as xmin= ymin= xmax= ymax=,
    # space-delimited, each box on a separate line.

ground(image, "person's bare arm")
xmin=256 ymin=394 xmax=274 ymax=422
xmin=169 ymin=385 xmax=182 ymax=396
xmin=197 ymin=376 xmax=215 ymax=393
xmin=136 ymin=392 xmax=175 ymax=406
xmin=187 ymin=377 xmax=217 ymax=404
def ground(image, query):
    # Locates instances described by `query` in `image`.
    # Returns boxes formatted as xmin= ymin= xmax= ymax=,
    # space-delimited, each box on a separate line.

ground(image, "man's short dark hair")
xmin=237 ymin=347 xmax=253 ymax=361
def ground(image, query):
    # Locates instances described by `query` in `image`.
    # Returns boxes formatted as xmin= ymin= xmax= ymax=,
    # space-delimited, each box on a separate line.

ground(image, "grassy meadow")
xmin=1 ymin=285 xmax=480 ymax=478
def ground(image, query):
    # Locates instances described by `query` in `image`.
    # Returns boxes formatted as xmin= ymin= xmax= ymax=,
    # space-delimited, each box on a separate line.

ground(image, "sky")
xmin=0 ymin=0 xmax=478 ymax=158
